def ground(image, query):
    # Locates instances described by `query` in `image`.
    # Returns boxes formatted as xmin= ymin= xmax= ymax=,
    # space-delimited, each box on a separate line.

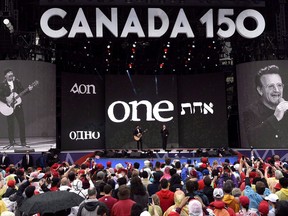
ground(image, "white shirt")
xmin=26 ymin=155 xmax=29 ymax=164
xmin=7 ymin=81 xmax=14 ymax=92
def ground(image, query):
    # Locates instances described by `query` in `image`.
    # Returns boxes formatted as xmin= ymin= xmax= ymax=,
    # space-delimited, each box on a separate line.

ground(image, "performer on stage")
xmin=0 ymin=69 xmax=33 ymax=147
xmin=133 ymin=125 xmax=143 ymax=150
xmin=0 ymin=152 xmax=10 ymax=169
xmin=160 ymin=124 xmax=169 ymax=151
xmin=21 ymin=151 xmax=34 ymax=170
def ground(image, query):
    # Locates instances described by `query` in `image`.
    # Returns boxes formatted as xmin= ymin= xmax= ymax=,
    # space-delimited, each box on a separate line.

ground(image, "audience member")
xmin=264 ymin=193 xmax=279 ymax=216
xmin=156 ymin=179 xmax=174 ymax=212
xmin=78 ymin=187 xmax=108 ymax=216
xmin=111 ymin=185 xmax=136 ymax=216
xmin=275 ymin=177 xmax=288 ymax=200
xmin=98 ymin=184 xmax=118 ymax=212
xmin=236 ymin=196 xmax=257 ymax=216
xmin=223 ymin=181 xmax=240 ymax=213
xmin=148 ymin=194 xmax=163 ymax=216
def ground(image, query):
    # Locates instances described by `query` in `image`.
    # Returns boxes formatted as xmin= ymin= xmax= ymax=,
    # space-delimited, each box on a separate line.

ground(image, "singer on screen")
xmin=0 ymin=69 xmax=34 ymax=147
xmin=243 ymin=65 xmax=288 ymax=148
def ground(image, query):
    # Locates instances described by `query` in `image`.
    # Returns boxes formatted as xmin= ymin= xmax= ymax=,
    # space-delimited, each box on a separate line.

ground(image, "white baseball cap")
xmin=213 ymin=188 xmax=224 ymax=198
xmin=265 ymin=193 xmax=279 ymax=203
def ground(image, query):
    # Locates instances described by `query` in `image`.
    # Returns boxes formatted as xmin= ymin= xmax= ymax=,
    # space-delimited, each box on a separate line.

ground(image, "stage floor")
xmin=0 ymin=137 xmax=56 ymax=153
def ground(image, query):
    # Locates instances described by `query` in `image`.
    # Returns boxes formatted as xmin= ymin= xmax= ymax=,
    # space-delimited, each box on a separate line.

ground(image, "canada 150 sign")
xmin=40 ymin=8 xmax=265 ymax=39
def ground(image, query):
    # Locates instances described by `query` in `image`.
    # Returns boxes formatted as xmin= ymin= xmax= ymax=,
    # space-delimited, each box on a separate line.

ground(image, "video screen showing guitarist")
xmin=133 ymin=125 xmax=143 ymax=151
xmin=0 ymin=69 xmax=33 ymax=147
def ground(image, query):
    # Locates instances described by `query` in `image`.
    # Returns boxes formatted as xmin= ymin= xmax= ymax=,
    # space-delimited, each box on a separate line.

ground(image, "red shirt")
xmin=111 ymin=199 xmax=135 ymax=216
xmin=98 ymin=195 xmax=118 ymax=211
xmin=198 ymin=179 xmax=205 ymax=190
xmin=156 ymin=189 xmax=174 ymax=212
xmin=49 ymin=186 xmax=59 ymax=191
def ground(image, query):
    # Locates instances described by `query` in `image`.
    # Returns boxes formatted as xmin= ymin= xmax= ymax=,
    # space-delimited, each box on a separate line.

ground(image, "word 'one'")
xmin=107 ymin=100 xmax=214 ymax=123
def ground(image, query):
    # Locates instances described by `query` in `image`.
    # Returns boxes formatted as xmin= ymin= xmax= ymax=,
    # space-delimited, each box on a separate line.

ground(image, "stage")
xmin=0 ymin=137 xmax=56 ymax=154
xmin=0 ymin=137 xmax=286 ymax=171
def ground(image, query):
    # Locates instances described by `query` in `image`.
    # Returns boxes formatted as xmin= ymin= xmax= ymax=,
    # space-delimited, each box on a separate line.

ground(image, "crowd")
xmin=0 ymin=152 xmax=287 ymax=216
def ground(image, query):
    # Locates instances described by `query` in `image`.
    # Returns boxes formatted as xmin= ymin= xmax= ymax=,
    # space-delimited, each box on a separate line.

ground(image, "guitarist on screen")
xmin=133 ymin=125 xmax=143 ymax=151
xmin=0 ymin=69 xmax=33 ymax=147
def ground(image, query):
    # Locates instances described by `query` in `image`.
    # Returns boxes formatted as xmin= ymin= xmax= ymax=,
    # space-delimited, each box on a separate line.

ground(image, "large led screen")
xmin=105 ymin=75 xmax=179 ymax=150
xmin=237 ymin=60 xmax=288 ymax=149
xmin=61 ymin=73 xmax=105 ymax=150
xmin=178 ymin=73 xmax=228 ymax=148
xmin=0 ymin=60 xmax=56 ymax=146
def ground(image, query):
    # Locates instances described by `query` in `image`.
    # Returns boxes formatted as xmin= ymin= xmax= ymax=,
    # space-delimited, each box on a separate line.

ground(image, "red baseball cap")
xmin=239 ymin=196 xmax=249 ymax=208
xmin=258 ymin=201 xmax=269 ymax=215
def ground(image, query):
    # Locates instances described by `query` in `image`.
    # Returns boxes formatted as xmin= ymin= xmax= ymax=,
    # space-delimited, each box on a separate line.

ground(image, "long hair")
xmin=130 ymin=176 xmax=146 ymax=196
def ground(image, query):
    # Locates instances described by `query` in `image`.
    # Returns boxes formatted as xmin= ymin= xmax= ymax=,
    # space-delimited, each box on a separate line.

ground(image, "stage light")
xmin=3 ymin=19 xmax=9 ymax=25
xmin=35 ymin=30 xmax=40 ymax=45
xmin=3 ymin=18 xmax=14 ymax=33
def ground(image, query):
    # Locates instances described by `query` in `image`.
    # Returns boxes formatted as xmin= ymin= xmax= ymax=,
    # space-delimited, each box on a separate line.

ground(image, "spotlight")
xmin=3 ymin=19 xmax=9 ymax=25
xmin=3 ymin=18 xmax=14 ymax=33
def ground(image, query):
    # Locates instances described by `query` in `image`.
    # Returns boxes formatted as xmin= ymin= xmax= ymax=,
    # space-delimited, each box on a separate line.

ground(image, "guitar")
xmin=134 ymin=129 xmax=148 ymax=141
xmin=0 ymin=80 xmax=39 ymax=116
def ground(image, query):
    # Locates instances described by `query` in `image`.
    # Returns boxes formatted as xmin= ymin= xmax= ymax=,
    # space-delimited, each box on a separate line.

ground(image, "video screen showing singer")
xmin=0 ymin=69 xmax=35 ymax=147
xmin=243 ymin=65 xmax=288 ymax=148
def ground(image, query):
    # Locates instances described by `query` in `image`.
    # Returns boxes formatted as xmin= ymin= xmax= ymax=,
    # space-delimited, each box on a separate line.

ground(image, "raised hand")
xmin=274 ymin=98 xmax=288 ymax=121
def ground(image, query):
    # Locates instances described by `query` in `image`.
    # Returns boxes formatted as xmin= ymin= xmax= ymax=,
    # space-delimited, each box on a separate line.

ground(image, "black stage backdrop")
xmin=61 ymin=73 xmax=105 ymax=150
xmin=237 ymin=60 xmax=288 ymax=149
xmin=105 ymin=75 xmax=179 ymax=150
xmin=0 ymin=60 xmax=56 ymax=139
xmin=61 ymin=73 xmax=228 ymax=150
xmin=178 ymin=73 xmax=228 ymax=148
